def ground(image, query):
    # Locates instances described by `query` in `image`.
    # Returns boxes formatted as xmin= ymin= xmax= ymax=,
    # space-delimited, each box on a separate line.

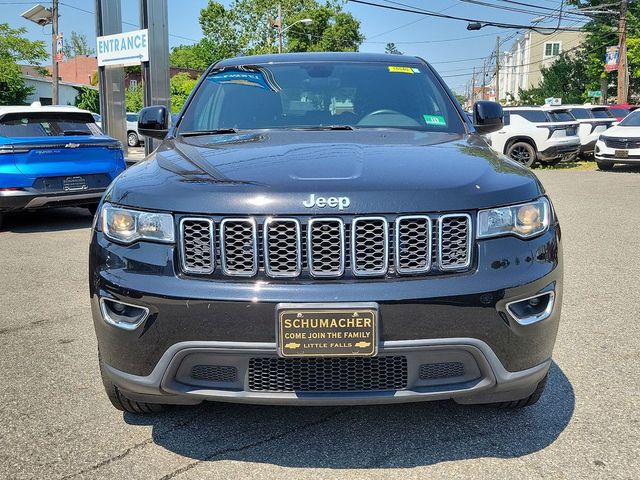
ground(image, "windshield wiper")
xmin=63 ymin=130 xmax=91 ymax=136
xmin=292 ymin=125 xmax=356 ymax=131
xmin=180 ymin=128 xmax=238 ymax=137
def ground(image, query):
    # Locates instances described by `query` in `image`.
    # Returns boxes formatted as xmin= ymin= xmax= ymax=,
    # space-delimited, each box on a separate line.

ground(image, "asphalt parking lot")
xmin=1 ymin=166 xmax=638 ymax=480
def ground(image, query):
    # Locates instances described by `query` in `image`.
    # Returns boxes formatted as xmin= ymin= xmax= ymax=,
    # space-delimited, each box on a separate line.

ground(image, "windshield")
xmin=0 ymin=112 xmax=100 ymax=138
xmin=618 ymin=110 xmax=640 ymax=126
xmin=178 ymin=62 xmax=465 ymax=134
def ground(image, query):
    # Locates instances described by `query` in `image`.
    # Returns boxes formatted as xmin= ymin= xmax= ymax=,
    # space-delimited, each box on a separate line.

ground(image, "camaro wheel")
xmin=507 ymin=141 xmax=537 ymax=167
xmin=99 ymin=353 xmax=165 ymax=414
xmin=596 ymin=161 xmax=614 ymax=171
xmin=127 ymin=131 xmax=140 ymax=147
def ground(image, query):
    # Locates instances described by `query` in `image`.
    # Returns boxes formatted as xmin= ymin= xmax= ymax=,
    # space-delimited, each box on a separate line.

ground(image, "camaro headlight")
xmin=101 ymin=203 xmax=174 ymax=243
xmin=477 ymin=197 xmax=550 ymax=239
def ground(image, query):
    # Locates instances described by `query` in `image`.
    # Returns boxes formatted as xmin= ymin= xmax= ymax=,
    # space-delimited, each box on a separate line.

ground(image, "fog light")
xmin=506 ymin=291 xmax=555 ymax=326
xmin=99 ymin=298 xmax=149 ymax=331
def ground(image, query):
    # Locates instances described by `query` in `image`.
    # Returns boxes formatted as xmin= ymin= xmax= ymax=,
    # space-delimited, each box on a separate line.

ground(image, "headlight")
xmin=101 ymin=203 xmax=174 ymax=243
xmin=477 ymin=198 xmax=550 ymax=239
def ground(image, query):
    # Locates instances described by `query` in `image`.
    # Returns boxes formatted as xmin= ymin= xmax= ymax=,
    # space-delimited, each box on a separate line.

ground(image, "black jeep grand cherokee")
xmin=90 ymin=53 xmax=562 ymax=413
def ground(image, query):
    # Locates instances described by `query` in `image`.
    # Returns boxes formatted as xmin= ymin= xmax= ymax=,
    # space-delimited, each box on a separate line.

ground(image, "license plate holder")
xmin=277 ymin=303 xmax=378 ymax=358
xmin=63 ymin=176 xmax=88 ymax=191
xmin=615 ymin=149 xmax=629 ymax=158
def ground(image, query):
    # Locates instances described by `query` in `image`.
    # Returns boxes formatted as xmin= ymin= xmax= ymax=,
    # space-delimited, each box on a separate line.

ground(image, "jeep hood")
xmin=106 ymin=130 xmax=544 ymax=215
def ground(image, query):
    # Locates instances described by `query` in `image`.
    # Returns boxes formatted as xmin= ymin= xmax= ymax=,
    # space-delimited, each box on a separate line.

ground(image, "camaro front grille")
xmin=603 ymin=137 xmax=640 ymax=149
xmin=179 ymin=213 xmax=472 ymax=279
xmin=248 ymin=356 xmax=408 ymax=392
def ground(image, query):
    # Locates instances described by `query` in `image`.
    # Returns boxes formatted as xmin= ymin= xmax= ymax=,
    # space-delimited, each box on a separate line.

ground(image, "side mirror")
xmin=138 ymin=105 xmax=169 ymax=140
xmin=473 ymin=101 xmax=503 ymax=135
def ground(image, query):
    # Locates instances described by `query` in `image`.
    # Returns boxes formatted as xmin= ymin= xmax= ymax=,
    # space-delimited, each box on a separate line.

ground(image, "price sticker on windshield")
xmin=388 ymin=66 xmax=416 ymax=74
xmin=424 ymin=115 xmax=447 ymax=126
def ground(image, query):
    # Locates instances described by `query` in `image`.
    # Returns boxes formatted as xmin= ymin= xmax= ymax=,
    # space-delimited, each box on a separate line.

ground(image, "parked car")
xmin=92 ymin=113 xmax=102 ymax=129
xmin=0 ymin=105 xmax=125 ymax=229
xmin=126 ymin=112 xmax=143 ymax=147
xmin=564 ymin=105 xmax=615 ymax=156
xmin=487 ymin=106 xmax=580 ymax=167
xmin=595 ymin=108 xmax=640 ymax=170
xmin=91 ymin=52 xmax=562 ymax=413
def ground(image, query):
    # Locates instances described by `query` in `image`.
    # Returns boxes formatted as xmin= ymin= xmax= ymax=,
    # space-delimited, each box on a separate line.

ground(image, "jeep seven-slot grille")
xmin=179 ymin=214 xmax=472 ymax=279
xmin=248 ymin=356 xmax=408 ymax=392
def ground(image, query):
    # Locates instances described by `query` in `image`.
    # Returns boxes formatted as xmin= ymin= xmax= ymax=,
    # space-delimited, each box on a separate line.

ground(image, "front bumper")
xmin=0 ymin=188 xmax=105 ymax=212
xmin=595 ymin=141 xmax=640 ymax=163
xmin=90 ymin=225 xmax=562 ymax=406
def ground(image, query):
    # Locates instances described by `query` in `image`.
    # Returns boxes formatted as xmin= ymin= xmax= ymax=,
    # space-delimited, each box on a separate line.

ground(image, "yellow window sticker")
xmin=388 ymin=66 xmax=415 ymax=74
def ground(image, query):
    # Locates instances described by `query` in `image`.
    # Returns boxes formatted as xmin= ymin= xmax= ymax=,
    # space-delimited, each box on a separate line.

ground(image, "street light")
xmin=272 ymin=7 xmax=313 ymax=54
xmin=21 ymin=2 xmax=59 ymax=105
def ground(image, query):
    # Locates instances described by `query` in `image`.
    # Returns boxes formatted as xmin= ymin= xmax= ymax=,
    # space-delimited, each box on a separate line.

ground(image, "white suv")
xmin=564 ymin=105 xmax=615 ymax=156
xmin=488 ymin=107 xmax=580 ymax=167
xmin=595 ymin=109 xmax=640 ymax=170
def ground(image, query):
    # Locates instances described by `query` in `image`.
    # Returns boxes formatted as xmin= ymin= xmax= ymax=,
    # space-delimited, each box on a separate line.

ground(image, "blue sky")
xmin=1 ymin=0 xmax=582 ymax=93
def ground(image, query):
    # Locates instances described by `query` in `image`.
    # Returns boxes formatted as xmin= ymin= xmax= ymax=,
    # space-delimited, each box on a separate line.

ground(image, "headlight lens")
xmin=101 ymin=203 xmax=174 ymax=243
xmin=477 ymin=198 xmax=550 ymax=239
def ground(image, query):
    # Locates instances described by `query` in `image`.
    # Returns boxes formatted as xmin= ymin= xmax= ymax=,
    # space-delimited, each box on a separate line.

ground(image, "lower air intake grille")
xmin=248 ymin=356 xmax=408 ymax=392
xmin=419 ymin=362 xmax=465 ymax=379
xmin=191 ymin=365 xmax=237 ymax=383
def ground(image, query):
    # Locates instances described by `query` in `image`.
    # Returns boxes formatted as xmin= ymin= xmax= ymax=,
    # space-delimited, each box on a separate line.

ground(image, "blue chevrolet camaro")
xmin=0 ymin=105 xmax=126 ymax=229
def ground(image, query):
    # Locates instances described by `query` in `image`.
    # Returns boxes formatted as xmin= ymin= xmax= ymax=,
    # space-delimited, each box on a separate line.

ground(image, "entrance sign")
xmin=97 ymin=29 xmax=149 ymax=67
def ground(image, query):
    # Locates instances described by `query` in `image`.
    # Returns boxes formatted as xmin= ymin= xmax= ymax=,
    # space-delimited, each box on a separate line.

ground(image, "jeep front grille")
xmin=179 ymin=213 xmax=473 ymax=279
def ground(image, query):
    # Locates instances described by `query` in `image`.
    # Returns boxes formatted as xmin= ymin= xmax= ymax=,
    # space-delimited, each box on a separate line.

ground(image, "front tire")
xmin=507 ymin=141 xmax=537 ymax=167
xmin=596 ymin=160 xmax=614 ymax=171
xmin=490 ymin=373 xmax=548 ymax=409
xmin=99 ymin=353 xmax=166 ymax=414
xmin=127 ymin=131 xmax=140 ymax=147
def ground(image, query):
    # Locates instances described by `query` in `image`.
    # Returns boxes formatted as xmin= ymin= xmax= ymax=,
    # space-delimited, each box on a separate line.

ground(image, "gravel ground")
xmin=0 ymin=166 xmax=638 ymax=480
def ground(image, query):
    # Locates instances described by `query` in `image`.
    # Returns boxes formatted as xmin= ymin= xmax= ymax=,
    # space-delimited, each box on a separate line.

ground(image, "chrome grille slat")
xmin=308 ymin=218 xmax=345 ymax=277
xmin=179 ymin=218 xmax=215 ymax=274
xmin=220 ymin=218 xmax=258 ymax=276
xmin=439 ymin=214 xmax=472 ymax=270
xmin=351 ymin=217 xmax=388 ymax=276
xmin=264 ymin=218 xmax=302 ymax=278
xmin=179 ymin=213 xmax=472 ymax=278
xmin=395 ymin=215 xmax=432 ymax=274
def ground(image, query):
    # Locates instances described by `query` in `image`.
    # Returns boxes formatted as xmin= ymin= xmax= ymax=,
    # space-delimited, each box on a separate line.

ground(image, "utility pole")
xmin=617 ymin=0 xmax=629 ymax=104
xmin=495 ymin=36 xmax=500 ymax=104
xmin=51 ymin=0 xmax=59 ymax=104
xmin=482 ymin=58 xmax=488 ymax=100
xmin=471 ymin=66 xmax=476 ymax=105
xmin=277 ymin=3 xmax=283 ymax=54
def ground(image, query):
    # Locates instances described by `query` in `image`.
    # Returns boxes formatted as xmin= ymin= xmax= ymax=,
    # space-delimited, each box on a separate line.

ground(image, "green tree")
xmin=170 ymin=72 xmax=197 ymax=112
xmin=125 ymin=85 xmax=143 ymax=112
xmin=62 ymin=31 xmax=95 ymax=59
xmin=74 ymin=86 xmax=100 ymax=112
xmin=385 ymin=42 xmax=402 ymax=55
xmin=169 ymin=0 xmax=364 ymax=68
xmin=0 ymin=23 xmax=48 ymax=105
xmin=519 ymin=50 xmax=591 ymax=105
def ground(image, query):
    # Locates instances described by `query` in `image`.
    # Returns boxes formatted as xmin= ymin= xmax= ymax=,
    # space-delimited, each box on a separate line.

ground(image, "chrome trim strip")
xmin=98 ymin=297 xmax=150 ymax=331
xmin=179 ymin=217 xmax=215 ymax=275
xmin=506 ymin=291 xmax=556 ymax=326
xmin=307 ymin=217 xmax=345 ymax=278
xmin=220 ymin=217 xmax=258 ymax=277
xmin=438 ymin=213 xmax=473 ymax=271
xmin=395 ymin=215 xmax=432 ymax=275
xmin=351 ymin=216 xmax=389 ymax=277
xmin=263 ymin=217 xmax=302 ymax=278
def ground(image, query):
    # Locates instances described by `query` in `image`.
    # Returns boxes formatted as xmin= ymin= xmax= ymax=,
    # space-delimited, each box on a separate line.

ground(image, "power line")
xmin=348 ymin=0 xmax=583 ymax=32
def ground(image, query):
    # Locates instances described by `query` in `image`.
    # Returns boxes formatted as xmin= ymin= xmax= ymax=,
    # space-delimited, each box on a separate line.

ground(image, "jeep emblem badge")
xmin=303 ymin=193 xmax=350 ymax=210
